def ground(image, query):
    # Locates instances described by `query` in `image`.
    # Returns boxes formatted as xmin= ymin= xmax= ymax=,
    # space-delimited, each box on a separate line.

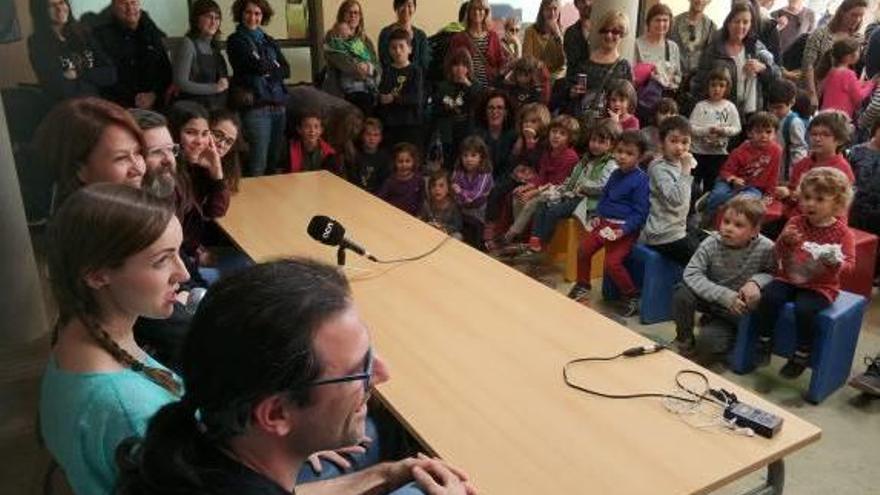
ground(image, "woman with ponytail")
xmin=117 ymin=259 xmax=475 ymax=495
xmin=41 ymin=183 xmax=189 ymax=495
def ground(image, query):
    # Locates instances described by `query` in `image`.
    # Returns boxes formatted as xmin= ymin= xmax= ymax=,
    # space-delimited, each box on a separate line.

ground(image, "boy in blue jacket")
xmin=568 ymin=130 xmax=650 ymax=317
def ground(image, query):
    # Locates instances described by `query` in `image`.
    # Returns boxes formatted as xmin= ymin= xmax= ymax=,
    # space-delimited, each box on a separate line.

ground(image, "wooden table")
xmin=217 ymin=172 xmax=821 ymax=495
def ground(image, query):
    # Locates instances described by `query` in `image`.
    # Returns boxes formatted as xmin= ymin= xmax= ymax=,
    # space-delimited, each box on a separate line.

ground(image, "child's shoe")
xmin=849 ymin=354 xmax=880 ymax=395
xmin=567 ymin=282 xmax=592 ymax=302
xmin=755 ymin=337 xmax=772 ymax=367
xmin=528 ymin=236 xmax=543 ymax=253
xmin=617 ymin=297 xmax=640 ymax=318
xmin=779 ymin=350 xmax=809 ymax=379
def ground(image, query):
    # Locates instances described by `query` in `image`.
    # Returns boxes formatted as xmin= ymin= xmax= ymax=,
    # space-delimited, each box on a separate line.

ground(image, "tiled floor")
xmin=3 ymin=252 xmax=878 ymax=494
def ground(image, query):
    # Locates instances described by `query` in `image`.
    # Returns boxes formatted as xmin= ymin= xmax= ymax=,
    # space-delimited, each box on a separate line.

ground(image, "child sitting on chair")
xmin=754 ymin=167 xmax=855 ymax=378
xmin=568 ymin=130 xmax=650 ymax=318
xmin=672 ymin=196 xmax=776 ymax=358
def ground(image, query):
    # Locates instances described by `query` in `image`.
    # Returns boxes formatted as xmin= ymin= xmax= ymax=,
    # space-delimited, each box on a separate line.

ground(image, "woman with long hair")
xmin=172 ymin=0 xmax=230 ymax=110
xmin=32 ymin=97 xmax=146 ymax=210
xmin=690 ymin=1 xmax=780 ymax=118
xmin=801 ymin=0 xmax=868 ymax=110
xmin=448 ymin=0 xmax=506 ymax=89
xmin=522 ymin=0 xmax=566 ymax=81
xmin=27 ymin=0 xmax=117 ymax=102
xmin=474 ymin=90 xmax=517 ymax=181
xmin=41 ymin=183 xmax=188 ymax=495
xmin=322 ymin=0 xmax=381 ymax=113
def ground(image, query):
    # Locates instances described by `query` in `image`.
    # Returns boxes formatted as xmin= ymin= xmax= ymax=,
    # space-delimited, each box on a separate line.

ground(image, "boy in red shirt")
xmin=703 ymin=112 xmax=781 ymax=224
xmin=755 ymin=167 xmax=855 ymax=378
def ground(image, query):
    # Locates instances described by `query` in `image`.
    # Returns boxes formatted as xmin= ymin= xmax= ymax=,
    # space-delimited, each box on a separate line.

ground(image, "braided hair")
xmin=47 ymin=183 xmax=181 ymax=395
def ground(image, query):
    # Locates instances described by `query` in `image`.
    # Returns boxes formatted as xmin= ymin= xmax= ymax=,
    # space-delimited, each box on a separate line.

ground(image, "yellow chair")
xmin=546 ymin=218 xmax=604 ymax=282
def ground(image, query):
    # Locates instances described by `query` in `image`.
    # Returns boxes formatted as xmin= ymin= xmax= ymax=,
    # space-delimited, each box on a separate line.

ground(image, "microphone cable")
xmin=371 ymin=234 xmax=454 ymax=264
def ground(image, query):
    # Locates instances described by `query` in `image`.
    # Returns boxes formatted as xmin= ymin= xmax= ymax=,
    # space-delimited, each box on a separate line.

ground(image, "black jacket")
xmin=27 ymin=26 xmax=117 ymax=102
xmin=93 ymin=12 xmax=172 ymax=107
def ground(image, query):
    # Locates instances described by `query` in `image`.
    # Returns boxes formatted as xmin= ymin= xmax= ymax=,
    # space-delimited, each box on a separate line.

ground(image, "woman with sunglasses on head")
xmin=670 ymin=0 xmax=717 ymax=78
xmin=557 ymin=10 xmax=633 ymax=120
xmin=449 ymin=0 xmax=505 ymax=89
xmin=41 ymin=183 xmax=188 ymax=495
xmin=27 ymin=0 xmax=116 ymax=103
xmin=172 ymin=0 xmax=230 ymax=111
xmin=689 ymin=1 xmax=780 ymax=119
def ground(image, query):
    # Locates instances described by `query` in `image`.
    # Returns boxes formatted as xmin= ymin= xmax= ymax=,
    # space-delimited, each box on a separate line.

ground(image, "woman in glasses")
xmin=501 ymin=16 xmax=522 ymax=61
xmin=172 ymin=0 xmax=230 ymax=111
xmin=670 ymin=0 xmax=717 ymax=78
xmin=523 ymin=0 xmax=566 ymax=81
xmin=449 ymin=0 xmax=506 ymax=89
xmin=556 ymin=10 xmax=633 ymax=120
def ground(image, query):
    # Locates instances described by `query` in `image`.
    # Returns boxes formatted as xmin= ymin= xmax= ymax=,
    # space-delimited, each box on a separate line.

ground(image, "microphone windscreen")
xmin=185 ymin=287 xmax=207 ymax=315
xmin=307 ymin=215 xmax=346 ymax=246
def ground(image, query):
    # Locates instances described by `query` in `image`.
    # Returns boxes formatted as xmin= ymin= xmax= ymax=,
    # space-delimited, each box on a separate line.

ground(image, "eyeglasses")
xmin=599 ymin=28 xmax=624 ymax=37
xmin=212 ymin=131 xmax=236 ymax=148
xmin=308 ymin=347 xmax=374 ymax=393
xmin=145 ymin=144 xmax=179 ymax=159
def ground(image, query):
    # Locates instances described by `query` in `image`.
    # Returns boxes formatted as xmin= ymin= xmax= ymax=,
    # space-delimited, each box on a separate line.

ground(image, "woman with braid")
xmin=40 ymin=183 xmax=188 ymax=495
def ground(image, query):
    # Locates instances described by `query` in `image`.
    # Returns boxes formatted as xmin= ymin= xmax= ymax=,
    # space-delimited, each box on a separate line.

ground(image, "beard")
xmin=142 ymin=165 xmax=177 ymax=200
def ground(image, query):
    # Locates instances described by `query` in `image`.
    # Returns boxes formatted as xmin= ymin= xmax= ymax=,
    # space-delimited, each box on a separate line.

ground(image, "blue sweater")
xmin=596 ymin=167 xmax=650 ymax=235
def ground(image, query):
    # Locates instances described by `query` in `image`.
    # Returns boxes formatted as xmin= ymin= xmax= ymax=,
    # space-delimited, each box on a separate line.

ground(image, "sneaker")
xmin=849 ymin=355 xmax=880 ymax=396
xmin=528 ymin=236 xmax=543 ymax=253
xmin=567 ymin=282 xmax=592 ymax=301
xmin=755 ymin=338 xmax=772 ymax=367
xmin=617 ymin=297 xmax=640 ymax=318
xmin=672 ymin=336 xmax=696 ymax=357
xmin=779 ymin=351 xmax=809 ymax=379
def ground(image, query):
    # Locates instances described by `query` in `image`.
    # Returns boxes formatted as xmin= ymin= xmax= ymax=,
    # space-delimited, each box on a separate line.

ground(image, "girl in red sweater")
xmin=755 ymin=167 xmax=855 ymax=378
xmin=775 ymin=111 xmax=855 ymax=220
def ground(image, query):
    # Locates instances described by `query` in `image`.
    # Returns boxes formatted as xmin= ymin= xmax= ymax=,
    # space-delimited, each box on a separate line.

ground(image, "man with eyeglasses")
xmin=93 ymin=0 xmax=172 ymax=110
xmin=117 ymin=259 xmax=475 ymax=495
xmin=563 ymin=0 xmax=593 ymax=75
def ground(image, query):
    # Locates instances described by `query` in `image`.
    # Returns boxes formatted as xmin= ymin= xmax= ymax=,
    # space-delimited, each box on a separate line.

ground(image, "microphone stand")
xmin=337 ymin=246 xmax=347 ymax=266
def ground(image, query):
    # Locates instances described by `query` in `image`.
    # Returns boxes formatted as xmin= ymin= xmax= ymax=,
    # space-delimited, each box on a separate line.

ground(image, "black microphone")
xmin=307 ymin=215 xmax=377 ymax=262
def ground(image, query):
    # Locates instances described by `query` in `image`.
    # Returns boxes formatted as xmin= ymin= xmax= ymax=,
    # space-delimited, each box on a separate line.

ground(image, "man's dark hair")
xmin=129 ymin=108 xmax=168 ymax=131
xmin=617 ymin=130 xmax=648 ymax=155
xmin=767 ymin=79 xmax=797 ymax=106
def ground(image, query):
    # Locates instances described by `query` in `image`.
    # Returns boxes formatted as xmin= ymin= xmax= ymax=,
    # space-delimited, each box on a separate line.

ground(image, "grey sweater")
xmin=683 ymin=232 xmax=775 ymax=309
xmin=643 ymin=158 xmax=693 ymax=245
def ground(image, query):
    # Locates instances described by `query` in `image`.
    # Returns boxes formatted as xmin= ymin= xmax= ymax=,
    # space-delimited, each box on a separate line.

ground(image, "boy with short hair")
xmin=703 ymin=112 xmax=782 ymax=224
xmin=288 ymin=111 xmax=339 ymax=174
xmin=353 ymin=118 xmax=392 ymax=193
xmin=379 ymin=28 xmax=425 ymax=150
xmin=568 ymin=130 xmax=650 ymax=317
xmin=767 ymin=78 xmax=809 ymax=184
xmin=643 ymin=115 xmax=698 ymax=266
xmin=672 ymin=196 xmax=776 ymax=357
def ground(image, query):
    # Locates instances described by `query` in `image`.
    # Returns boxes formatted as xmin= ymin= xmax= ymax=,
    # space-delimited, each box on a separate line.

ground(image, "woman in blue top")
xmin=41 ymin=183 xmax=188 ymax=495
xmin=378 ymin=0 xmax=431 ymax=74
xmin=226 ymin=0 xmax=290 ymax=176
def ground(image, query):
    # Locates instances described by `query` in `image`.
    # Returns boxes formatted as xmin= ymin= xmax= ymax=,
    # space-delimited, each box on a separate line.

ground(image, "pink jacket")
xmin=821 ymin=67 xmax=876 ymax=119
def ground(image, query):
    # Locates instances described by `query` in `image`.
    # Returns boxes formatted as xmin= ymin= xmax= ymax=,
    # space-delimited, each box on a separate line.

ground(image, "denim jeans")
xmin=243 ymin=106 xmax=286 ymax=176
xmin=532 ymin=197 xmax=581 ymax=243
xmin=705 ymin=181 xmax=761 ymax=219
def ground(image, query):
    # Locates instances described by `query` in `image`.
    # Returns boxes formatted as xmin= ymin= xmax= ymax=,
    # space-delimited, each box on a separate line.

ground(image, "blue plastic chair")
xmin=729 ymin=291 xmax=867 ymax=404
xmin=602 ymin=243 xmax=684 ymax=324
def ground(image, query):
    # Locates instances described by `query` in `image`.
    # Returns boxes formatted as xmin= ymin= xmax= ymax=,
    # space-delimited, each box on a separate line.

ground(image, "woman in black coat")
xmin=27 ymin=0 xmax=116 ymax=102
